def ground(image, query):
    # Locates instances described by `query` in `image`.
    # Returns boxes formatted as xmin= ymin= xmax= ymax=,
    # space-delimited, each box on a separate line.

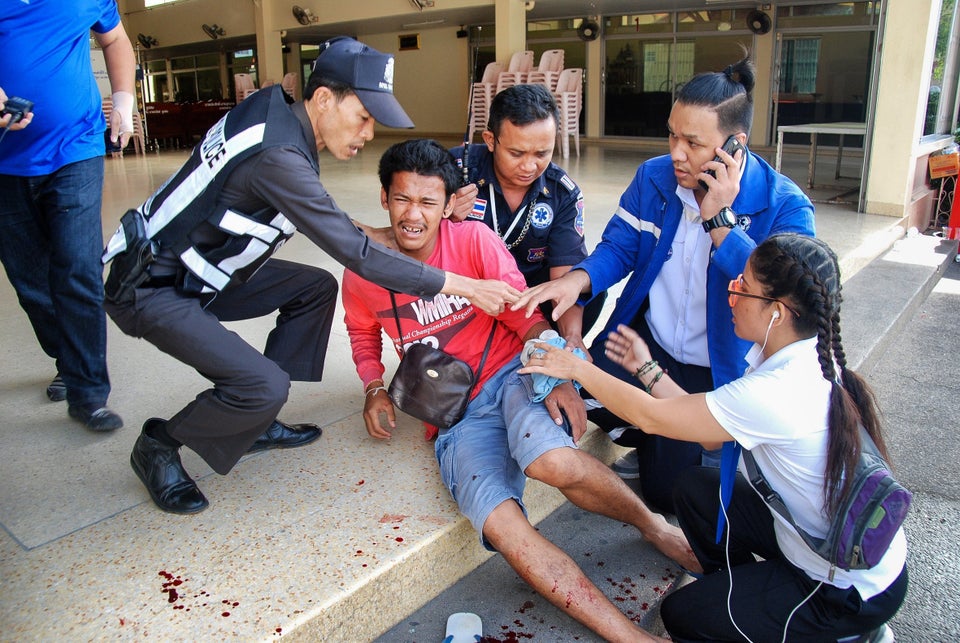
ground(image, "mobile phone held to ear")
xmin=698 ymin=134 xmax=744 ymax=191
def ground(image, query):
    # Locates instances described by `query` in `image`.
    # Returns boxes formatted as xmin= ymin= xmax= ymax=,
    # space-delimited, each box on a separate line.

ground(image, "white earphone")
xmin=772 ymin=310 xmax=780 ymax=320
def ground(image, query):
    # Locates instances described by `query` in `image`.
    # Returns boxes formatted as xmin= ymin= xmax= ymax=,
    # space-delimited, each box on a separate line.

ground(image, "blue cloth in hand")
xmin=529 ymin=336 xmax=587 ymax=402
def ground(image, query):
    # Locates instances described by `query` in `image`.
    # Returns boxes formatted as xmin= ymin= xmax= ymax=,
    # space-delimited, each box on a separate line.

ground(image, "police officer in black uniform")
xmin=102 ymin=37 xmax=520 ymax=514
xmin=449 ymin=84 xmax=604 ymax=356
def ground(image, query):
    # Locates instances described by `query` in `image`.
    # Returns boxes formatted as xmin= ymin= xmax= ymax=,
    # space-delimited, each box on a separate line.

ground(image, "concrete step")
xmin=373 ymin=233 xmax=959 ymax=643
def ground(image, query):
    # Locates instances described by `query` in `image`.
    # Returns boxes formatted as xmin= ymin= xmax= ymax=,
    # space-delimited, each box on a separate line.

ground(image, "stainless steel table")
xmin=775 ymin=121 xmax=866 ymax=188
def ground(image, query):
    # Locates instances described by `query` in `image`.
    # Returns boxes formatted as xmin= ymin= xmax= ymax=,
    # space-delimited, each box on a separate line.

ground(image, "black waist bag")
xmin=388 ymin=343 xmax=478 ymax=429
xmin=386 ymin=292 xmax=496 ymax=429
xmin=104 ymin=209 xmax=157 ymax=305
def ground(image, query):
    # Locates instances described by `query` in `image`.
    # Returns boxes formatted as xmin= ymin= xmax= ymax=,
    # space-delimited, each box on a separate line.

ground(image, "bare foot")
xmin=642 ymin=513 xmax=703 ymax=574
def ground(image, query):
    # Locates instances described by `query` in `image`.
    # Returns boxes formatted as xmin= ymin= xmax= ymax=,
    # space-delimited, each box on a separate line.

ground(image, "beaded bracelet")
xmin=634 ymin=359 xmax=659 ymax=380
xmin=644 ymin=369 xmax=665 ymax=394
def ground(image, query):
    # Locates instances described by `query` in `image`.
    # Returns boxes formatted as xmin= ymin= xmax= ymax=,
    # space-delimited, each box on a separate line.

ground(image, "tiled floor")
xmin=0 ymin=136 xmax=904 ymax=640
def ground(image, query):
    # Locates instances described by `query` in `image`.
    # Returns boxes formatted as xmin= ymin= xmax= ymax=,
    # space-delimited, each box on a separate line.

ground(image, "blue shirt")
xmin=450 ymin=143 xmax=587 ymax=287
xmin=581 ymin=151 xmax=815 ymax=388
xmin=0 ymin=0 xmax=120 ymax=176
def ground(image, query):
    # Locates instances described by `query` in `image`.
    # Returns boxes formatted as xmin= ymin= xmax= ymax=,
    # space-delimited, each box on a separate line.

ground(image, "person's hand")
xmin=604 ymin=324 xmax=653 ymax=375
xmin=109 ymin=90 xmax=135 ymax=153
xmin=544 ymin=381 xmax=588 ymax=443
xmin=518 ymin=342 xmax=584 ymax=381
xmin=442 ymin=272 xmax=521 ymax=316
xmin=511 ymin=270 xmax=590 ymax=320
xmin=698 ymin=143 xmax=744 ymax=219
xmin=469 ymin=278 xmax=521 ymax=315
xmin=0 ymin=88 xmax=33 ymax=131
xmin=359 ymin=223 xmax=398 ymax=250
xmin=362 ymin=385 xmax=396 ymax=439
xmin=449 ymin=183 xmax=479 ymax=222
xmin=562 ymin=332 xmax=591 ymax=362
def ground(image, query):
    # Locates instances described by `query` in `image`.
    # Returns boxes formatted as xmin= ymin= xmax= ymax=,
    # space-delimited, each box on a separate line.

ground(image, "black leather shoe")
xmin=130 ymin=419 xmax=209 ymax=514
xmin=247 ymin=420 xmax=322 ymax=453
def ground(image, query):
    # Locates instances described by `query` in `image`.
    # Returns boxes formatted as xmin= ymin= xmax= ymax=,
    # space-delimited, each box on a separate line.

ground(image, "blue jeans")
xmin=435 ymin=357 xmax=577 ymax=550
xmin=0 ymin=157 xmax=111 ymax=406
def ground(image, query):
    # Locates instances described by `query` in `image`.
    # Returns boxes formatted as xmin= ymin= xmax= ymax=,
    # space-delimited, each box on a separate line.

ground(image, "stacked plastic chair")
xmin=466 ymin=61 xmax=502 ymax=143
xmin=281 ymin=72 xmax=299 ymax=100
xmin=554 ymin=68 xmax=583 ymax=158
xmin=495 ymin=50 xmax=534 ymax=94
xmin=234 ymin=73 xmax=258 ymax=103
xmin=526 ymin=49 xmax=565 ymax=94
xmin=130 ymin=111 xmax=147 ymax=154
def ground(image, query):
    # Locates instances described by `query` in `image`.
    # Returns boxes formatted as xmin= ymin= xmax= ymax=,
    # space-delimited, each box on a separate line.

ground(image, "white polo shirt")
xmin=705 ymin=337 xmax=907 ymax=599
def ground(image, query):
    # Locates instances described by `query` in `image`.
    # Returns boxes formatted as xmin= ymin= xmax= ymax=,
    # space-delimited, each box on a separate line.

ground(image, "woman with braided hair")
xmin=520 ymin=233 xmax=907 ymax=642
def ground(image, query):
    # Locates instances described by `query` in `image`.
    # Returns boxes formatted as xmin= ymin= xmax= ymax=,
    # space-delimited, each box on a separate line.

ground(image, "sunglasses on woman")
xmin=727 ymin=274 xmax=800 ymax=318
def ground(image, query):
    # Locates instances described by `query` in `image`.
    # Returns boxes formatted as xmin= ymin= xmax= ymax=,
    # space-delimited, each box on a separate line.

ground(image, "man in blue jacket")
xmin=513 ymin=54 xmax=815 ymax=512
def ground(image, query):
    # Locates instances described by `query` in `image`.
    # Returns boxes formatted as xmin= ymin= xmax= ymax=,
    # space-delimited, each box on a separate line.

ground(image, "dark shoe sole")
xmin=129 ymin=452 xmax=209 ymax=515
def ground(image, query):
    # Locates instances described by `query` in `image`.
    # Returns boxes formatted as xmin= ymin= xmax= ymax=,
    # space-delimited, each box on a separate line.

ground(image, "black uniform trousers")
xmin=661 ymin=466 xmax=908 ymax=642
xmin=586 ymin=312 xmax=713 ymax=514
xmin=105 ymin=258 xmax=337 ymax=474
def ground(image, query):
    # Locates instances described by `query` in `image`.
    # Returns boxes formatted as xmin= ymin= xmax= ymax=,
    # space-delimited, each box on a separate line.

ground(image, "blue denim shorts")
xmin=434 ymin=356 xmax=578 ymax=550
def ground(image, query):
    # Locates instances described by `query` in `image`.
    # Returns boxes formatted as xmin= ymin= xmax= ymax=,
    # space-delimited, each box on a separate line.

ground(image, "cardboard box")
xmin=929 ymin=152 xmax=959 ymax=179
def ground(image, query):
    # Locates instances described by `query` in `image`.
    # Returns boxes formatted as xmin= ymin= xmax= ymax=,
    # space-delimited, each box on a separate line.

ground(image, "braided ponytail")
xmin=751 ymin=234 xmax=887 ymax=514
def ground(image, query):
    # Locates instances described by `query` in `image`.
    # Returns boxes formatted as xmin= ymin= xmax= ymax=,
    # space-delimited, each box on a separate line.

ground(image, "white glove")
xmin=109 ymin=90 xmax=135 ymax=144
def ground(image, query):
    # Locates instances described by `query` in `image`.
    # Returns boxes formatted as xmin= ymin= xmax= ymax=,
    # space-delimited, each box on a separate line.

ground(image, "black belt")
xmin=142 ymin=274 xmax=178 ymax=289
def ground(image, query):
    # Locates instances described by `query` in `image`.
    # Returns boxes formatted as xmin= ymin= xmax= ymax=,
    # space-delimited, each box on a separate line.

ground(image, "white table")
xmin=775 ymin=121 xmax=866 ymax=189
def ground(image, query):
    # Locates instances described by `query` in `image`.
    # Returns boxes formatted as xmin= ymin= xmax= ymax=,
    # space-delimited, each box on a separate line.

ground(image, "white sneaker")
xmin=873 ymin=624 xmax=894 ymax=643
xmin=838 ymin=624 xmax=894 ymax=643
xmin=611 ymin=449 xmax=640 ymax=479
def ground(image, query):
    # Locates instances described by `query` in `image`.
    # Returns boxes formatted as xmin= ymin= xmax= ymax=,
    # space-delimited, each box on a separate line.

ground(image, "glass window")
xmin=605 ymin=13 xmax=673 ymax=36
xmin=172 ymin=71 xmax=197 ymax=102
xmin=777 ymin=2 xmax=878 ymax=28
xmin=773 ymin=30 xmax=873 ymax=147
xmin=780 ymin=38 xmax=821 ymax=94
xmin=677 ymin=9 xmax=749 ymax=33
xmin=197 ymin=69 xmax=222 ymax=101
xmin=925 ymin=0 xmax=958 ymax=135
xmin=196 ymin=53 xmax=220 ymax=68
xmin=604 ymin=35 xmax=751 ymax=137
xmin=170 ymin=55 xmax=195 ymax=71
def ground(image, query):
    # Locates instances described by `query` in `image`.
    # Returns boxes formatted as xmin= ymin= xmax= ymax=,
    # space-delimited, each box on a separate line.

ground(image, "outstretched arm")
xmin=519 ymin=342 xmax=731 ymax=448
xmin=512 ymin=268 xmax=591 ymax=320
xmin=442 ymin=271 xmax=521 ymax=316
xmin=95 ymin=23 xmax=136 ymax=149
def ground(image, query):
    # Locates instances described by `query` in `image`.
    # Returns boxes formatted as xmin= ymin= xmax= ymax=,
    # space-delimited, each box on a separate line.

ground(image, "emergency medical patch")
xmin=527 ymin=247 xmax=546 ymax=262
xmin=575 ymin=197 xmax=584 ymax=236
xmin=531 ymin=203 xmax=553 ymax=229
xmin=560 ymin=174 xmax=576 ymax=192
xmin=469 ymin=198 xmax=487 ymax=220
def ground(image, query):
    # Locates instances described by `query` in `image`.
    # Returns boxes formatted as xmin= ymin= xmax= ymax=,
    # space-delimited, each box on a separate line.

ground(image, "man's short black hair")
xmin=302 ymin=75 xmax=354 ymax=102
xmin=675 ymin=50 xmax=756 ymax=137
xmin=486 ymin=84 xmax=560 ymax=137
xmin=378 ymin=139 xmax=461 ymax=199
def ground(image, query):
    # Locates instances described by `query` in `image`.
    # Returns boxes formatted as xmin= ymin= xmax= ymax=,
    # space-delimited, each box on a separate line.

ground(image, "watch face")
xmin=718 ymin=208 xmax=735 ymax=227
